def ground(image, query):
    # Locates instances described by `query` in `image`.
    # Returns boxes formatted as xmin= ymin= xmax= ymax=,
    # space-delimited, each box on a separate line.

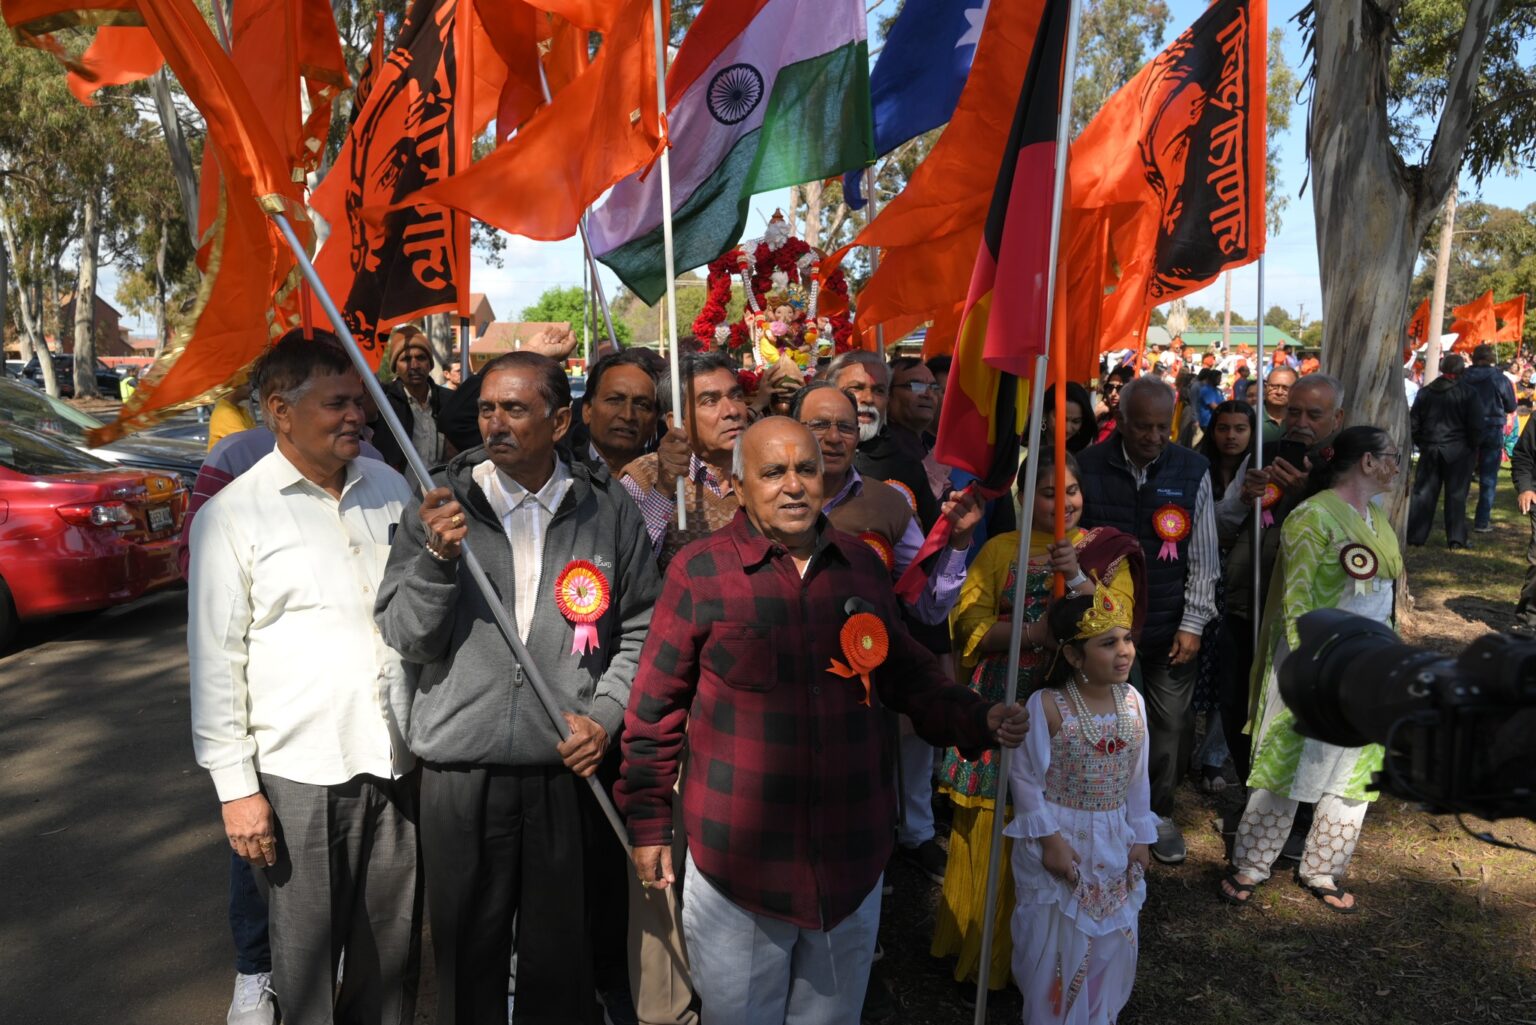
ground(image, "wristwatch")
xmin=1064 ymin=570 xmax=1090 ymax=596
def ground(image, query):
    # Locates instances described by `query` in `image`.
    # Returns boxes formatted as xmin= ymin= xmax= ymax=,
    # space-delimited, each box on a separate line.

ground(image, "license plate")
xmin=148 ymin=505 xmax=172 ymax=533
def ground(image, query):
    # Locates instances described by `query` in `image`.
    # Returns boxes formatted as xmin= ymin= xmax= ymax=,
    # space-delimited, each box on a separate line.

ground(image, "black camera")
xmin=1279 ymin=610 xmax=1536 ymax=822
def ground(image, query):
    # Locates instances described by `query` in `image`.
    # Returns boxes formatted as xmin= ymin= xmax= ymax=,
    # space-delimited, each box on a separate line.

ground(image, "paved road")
xmin=0 ymin=589 xmax=230 ymax=1024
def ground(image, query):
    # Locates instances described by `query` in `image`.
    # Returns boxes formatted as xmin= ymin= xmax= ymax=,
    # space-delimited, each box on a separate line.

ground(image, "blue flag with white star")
xmin=844 ymin=0 xmax=987 ymax=209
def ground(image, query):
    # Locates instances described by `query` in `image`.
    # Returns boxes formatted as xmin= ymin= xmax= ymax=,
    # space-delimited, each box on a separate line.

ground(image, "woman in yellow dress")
xmin=932 ymin=451 xmax=1145 ymax=993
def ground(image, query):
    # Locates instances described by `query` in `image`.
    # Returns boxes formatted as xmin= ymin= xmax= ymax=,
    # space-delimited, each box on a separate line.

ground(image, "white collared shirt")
xmin=406 ymin=390 xmax=443 ymax=464
xmin=188 ymin=448 xmax=414 ymax=802
xmin=475 ymin=457 xmax=574 ymax=639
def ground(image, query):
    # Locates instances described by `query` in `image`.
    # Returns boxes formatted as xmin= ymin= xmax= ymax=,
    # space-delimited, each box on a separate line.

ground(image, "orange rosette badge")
xmin=1260 ymin=481 xmax=1283 ymax=527
xmin=828 ymin=612 xmax=889 ymax=706
xmin=884 ymin=479 xmax=917 ymax=512
xmin=1152 ymin=503 xmax=1191 ymax=562
xmin=554 ymin=560 xmax=611 ymax=655
xmin=858 ymin=531 xmax=895 ymax=574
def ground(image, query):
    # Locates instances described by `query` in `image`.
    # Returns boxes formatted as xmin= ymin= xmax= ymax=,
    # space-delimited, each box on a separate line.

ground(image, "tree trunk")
xmin=155 ymin=218 xmax=170 ymax=355
xmin=0 ymin=200 xmax=57 ymax=394
xmin=72 ymin=191 xmax=102 ymax=398
xmin=424 ymin=313 xmax=454 ymax=374
xmin=1423 ymin=191 xmax=1456 ymax=384
xmin=151 ymin=68 xmax=200 ymax=250
xmin=802 ymin=180 xmax=824 ymax=249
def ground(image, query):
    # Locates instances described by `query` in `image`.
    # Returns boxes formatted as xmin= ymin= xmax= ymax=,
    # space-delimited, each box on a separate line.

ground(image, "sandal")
xmin=1217 ymin=871 xmax=1261 ymax=906
xmin=1295 ymin=874 xmax=1359 ymax=915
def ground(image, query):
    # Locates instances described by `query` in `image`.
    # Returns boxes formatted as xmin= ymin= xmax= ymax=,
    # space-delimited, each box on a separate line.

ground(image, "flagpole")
xmin=652 ymin=0 xmax=687 ymax=527
xmin=459 ymin=315 xmax=472 ymax=382
xmin=973 ymin=2 xmax=1083 ymax=1019
xmin=269 ymin=211 xmax=635 ymax=858
xmin=536 ymin=67 xmax=623 ymax=354
xmin=866 ymin=166 xmax=885 ymax=357
xmin=1252 ymin=256 xmax=1265 ymax=655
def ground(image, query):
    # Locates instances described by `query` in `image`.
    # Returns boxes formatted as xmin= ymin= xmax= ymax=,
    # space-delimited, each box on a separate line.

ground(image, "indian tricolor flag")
xmin=589 ymin=0 xmax=873 ymax=304
xmin=935 ymin=0 xmax=1068 ymax=487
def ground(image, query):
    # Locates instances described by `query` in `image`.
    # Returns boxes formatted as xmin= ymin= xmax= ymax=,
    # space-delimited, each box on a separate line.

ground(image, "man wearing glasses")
xmin=1260 ymin=366 xmax=1298 ymax=444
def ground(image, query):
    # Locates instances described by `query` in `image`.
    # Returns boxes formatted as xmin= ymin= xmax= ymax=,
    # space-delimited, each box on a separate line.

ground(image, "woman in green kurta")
xmin=1219 ymin=426 xmax=1403 ymax=913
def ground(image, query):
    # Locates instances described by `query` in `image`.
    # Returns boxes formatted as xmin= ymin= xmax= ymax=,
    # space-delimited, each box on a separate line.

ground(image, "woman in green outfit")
xmin=932 ymin=451 xmax=1143 ymax=991
xmin=1220 ymin=426 xmax=1403 ymax=913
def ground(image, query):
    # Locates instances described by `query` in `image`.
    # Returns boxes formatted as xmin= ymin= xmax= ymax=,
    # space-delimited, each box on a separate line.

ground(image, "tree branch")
xmin=1419 ymin=0 xmax=1502 ymax=212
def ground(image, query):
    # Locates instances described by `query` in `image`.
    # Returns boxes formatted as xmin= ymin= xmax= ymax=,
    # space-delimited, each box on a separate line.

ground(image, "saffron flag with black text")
xmin=933 ymin=0 xmax=1069 ymax=486
xmin=307 ymin=0 xmax=490 ymax=364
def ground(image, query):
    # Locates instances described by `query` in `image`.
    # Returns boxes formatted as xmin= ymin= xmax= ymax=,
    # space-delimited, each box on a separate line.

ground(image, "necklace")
xmin=1064 ymin=677 xmax=1135 ymax=754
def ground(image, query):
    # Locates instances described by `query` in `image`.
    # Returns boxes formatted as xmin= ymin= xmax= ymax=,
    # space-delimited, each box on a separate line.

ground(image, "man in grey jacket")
xmin=376 ymin=351 xmax=660 ymax=1025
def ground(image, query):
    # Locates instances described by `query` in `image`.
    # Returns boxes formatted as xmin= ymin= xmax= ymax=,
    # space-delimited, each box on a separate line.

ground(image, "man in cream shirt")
xmin=189 ymin=331 xmax=418 ymax=1025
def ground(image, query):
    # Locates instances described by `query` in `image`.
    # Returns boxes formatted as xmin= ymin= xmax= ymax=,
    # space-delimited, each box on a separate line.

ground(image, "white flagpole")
xmin=973 ymin=1 xmax=1083 ymax=1019
xmin=1252 ymin=255 xmax=1265 ymax=653
xmin=269 ymin=212 xmax=634 ymax=855
xmin=652 ymin=0 xmax=687 ymax=527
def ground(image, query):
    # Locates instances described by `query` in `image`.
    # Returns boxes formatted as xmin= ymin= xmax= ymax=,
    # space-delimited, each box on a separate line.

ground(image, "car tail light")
xmin=58 ymin=501 xmax=134 ymax=528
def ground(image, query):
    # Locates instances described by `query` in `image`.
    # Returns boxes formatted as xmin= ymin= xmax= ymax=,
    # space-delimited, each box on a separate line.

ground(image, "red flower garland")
xmin=693 ymin=239 xmax=855 ymax=354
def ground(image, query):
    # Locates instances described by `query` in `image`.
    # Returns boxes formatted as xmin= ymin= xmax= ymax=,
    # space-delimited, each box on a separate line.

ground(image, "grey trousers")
xmin=681 ymin=852 xmax=881 ymax=1025
xmin=1138 ymin=654 xmax=1197 ymax=817
xmin=257 ymin=772 xmax=421 ymax=1025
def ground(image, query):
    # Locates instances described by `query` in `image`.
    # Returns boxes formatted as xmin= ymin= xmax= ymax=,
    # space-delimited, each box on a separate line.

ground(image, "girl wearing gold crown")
xmin=1004 ymin=586 xmax=1157 ymax=1025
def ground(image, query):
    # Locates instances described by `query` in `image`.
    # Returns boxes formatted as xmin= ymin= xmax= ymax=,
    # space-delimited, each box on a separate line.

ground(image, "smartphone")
xmin=1273 ymin=439 xmax=1309 ymax=470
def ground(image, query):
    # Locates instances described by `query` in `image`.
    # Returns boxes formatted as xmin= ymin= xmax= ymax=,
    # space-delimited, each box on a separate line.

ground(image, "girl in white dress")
xmin=1006 ymin=587 xmax=1158 ymax=1024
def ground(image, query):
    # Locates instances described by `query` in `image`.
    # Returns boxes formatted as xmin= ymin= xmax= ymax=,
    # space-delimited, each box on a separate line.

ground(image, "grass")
xmin=869 ymin=476 xmax=1536 ymax=1024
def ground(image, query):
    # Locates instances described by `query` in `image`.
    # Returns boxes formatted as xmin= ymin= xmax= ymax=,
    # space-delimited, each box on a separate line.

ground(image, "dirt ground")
xmin=865 ymin=493 xmax=1536 ymax=1024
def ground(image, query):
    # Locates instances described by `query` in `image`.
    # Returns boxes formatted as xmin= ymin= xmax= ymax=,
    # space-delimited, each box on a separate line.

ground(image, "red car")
xmin=0 ymin=422 xmax=188 ymax=646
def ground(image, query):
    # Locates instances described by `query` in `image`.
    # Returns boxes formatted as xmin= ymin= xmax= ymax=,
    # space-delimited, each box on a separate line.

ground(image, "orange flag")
xmin=1449 ymin=290 xmax=1497 ymax=353
xmin=1495 ymin=294 xmax=1527 ymax=344
xmin=1404 ymin=297 xmax=1430 ymax=362
xmin=9 ymin=0 xmax=311 ymax=441
xmin=825 ymin=0 xmax=1046 ymax=344
xmin=375 ymin=0 xmax=664 ymax=243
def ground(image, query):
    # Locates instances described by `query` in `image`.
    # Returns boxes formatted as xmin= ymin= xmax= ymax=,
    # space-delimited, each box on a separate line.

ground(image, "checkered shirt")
xmin=618 ymin=510 xmax=994 ymax=930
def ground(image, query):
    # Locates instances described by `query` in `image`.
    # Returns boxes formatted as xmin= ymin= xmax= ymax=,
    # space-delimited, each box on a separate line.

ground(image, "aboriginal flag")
xmin=933 ymin=0 xmax=1070 ymax=486
xmin=307 ymin=0 xmax=478 ymax=365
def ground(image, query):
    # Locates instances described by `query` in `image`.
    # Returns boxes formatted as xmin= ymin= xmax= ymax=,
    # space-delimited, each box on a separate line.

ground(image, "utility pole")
xmin=1424 ymin=191 xmax=1457 ymax=384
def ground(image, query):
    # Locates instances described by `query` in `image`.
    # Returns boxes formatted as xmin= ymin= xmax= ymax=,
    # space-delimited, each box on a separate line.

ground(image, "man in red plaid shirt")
xmin=618 ymin=417 xmax=1028 ymax=1023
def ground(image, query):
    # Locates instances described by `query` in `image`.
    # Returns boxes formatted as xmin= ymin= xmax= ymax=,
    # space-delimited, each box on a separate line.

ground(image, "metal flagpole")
xmin=1252 ymin=256 xmax=1265 ymax=654
xmin=973 ymin=1 xmax=1084 ymax=1019
xmin=270 ymin=212 xmax=634 ymax=856
xmin=652 ymin=0 xmax=687 ymax=527
xmin=534 ymin=62 xmax=623 ymax=354
xmin=866 ymin=166 xmax=885 ymax=357
xmin=459 ymin=315 xmax=472 ymax=382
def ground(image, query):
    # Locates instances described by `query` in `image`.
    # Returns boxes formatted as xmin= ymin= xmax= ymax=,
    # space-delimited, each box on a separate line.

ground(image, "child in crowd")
xmin=1006 ymin=589 xmax=1156 ymax=1024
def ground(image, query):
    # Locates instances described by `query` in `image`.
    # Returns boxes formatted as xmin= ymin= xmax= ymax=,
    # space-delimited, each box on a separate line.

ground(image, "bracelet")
xmin=423 ymin=540 xmax=456 ymax=562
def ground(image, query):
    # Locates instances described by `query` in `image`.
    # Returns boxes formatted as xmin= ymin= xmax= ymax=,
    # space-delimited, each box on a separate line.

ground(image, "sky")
xmin=109 ymin=0 xmax=1534 ymax=338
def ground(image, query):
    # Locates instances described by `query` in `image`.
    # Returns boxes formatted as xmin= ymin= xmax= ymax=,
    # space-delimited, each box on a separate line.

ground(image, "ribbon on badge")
xmin=1152 ymin=504 xmax=1191 ymax=562
xmin=828 ymin=612 xmax=889 ymax=707
xmin=554 ymin=560 xmax=611 ymax=655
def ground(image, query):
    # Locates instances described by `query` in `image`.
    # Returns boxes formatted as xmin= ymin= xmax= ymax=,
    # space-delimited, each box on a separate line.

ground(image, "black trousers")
xmin=1407 ymin=445 xmax=1474 ymax=546
xmin=1520 ymin=511 xmax=1536 ymax=620
xmin=420 ymin=763 xmax=598 ymax=1025
xmin=1219 ymin=615 xmax=1256 ymax=783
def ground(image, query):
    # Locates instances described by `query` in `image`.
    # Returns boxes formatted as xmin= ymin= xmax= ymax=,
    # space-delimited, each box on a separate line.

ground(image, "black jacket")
xmin=1410 ymin=376 xmax=1482 ymax=454
xmin=1512 ymin=414 xmax=1536 ymax=495
xmin=1462 ymin=364 xmax=1517 ymax=431
xmin=855 ymin=424 xmax=942 ymax=531
xmin=372 ymin=377 xmax=452 ymax=473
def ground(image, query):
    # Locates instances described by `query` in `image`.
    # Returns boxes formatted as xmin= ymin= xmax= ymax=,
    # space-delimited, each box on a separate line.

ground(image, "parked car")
xmin=22 ymin=354 xmax=123 ymax=398
xmin=0 ymin=377 xmax=203 ymax=489
xmin=0 ymin=422 xmax=187 ymax=647
xmin=3 ymin=360 xmax=25 ymax=380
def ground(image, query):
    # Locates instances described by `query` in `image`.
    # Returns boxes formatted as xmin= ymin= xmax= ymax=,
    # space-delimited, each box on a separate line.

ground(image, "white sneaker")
xmin=227 ymin=972 xmax=276 ymax=1025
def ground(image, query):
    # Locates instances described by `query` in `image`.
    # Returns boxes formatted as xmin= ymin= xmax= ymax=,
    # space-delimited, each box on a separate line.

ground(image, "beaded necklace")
xmin=1063 ymin=677 xmax=1135 ymax=754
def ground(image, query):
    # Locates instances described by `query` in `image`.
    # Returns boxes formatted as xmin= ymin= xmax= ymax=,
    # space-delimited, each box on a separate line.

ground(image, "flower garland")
xmin=692 ymin=240 xmax=856 ymax=354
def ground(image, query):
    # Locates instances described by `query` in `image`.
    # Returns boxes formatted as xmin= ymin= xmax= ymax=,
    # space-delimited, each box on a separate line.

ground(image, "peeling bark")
xmin=72 ymin=191 xmax=101 ymax=398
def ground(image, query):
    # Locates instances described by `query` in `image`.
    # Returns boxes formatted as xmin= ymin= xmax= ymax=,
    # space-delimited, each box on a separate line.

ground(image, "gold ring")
xmin=452 ymin=513 xmax=464 ymax=526
xmin=639 ymin=879 xmax=652 ymax=889
xmin=258 ymin=839 xmax=275 ymax=849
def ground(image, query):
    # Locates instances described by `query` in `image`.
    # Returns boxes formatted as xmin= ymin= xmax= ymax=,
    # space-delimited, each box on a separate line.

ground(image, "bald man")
xmin=619 ymin=418 xmax=1027 ymax=1025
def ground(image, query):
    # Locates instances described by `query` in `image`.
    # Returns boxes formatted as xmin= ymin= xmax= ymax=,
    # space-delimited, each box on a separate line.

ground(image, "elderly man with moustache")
xmin=189 ymin=332 xmax=418 ymax=1025
xmin=376 ymin=351 xmax=660 ymax=1025
xmin=621 ymin=351 xmax=749 ymax=567
xmin=619 ymin=417 xmax=1029 ymax=1024
xmin=1075 ymin=375 xmax=1220 ymax=865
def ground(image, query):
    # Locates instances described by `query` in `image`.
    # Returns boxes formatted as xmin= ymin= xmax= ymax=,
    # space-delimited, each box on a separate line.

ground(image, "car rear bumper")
xmin=5 ymin=532 xmax=182 ymax=620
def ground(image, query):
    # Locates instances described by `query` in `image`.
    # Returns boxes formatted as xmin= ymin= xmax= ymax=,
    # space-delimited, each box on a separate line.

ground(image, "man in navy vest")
xmin=1076 ymin=376 xmax=1219 ymax=864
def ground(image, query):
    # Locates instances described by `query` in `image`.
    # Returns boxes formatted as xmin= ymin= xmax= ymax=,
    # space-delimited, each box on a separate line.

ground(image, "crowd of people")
xmin=181 ymin=324 xmax=1502 ymax=1025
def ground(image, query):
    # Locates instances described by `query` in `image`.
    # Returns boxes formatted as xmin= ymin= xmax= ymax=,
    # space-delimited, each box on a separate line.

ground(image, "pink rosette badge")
xmin=1152 ymin=503 xmax=1191 ymax=562
xmin=1260 ymin=481 xmax=1283 ymax=527
xmin=554 ymin=560 xmax=611 ymax=655
xmin=1338 ymin=543 xmax=1378 ymax=595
